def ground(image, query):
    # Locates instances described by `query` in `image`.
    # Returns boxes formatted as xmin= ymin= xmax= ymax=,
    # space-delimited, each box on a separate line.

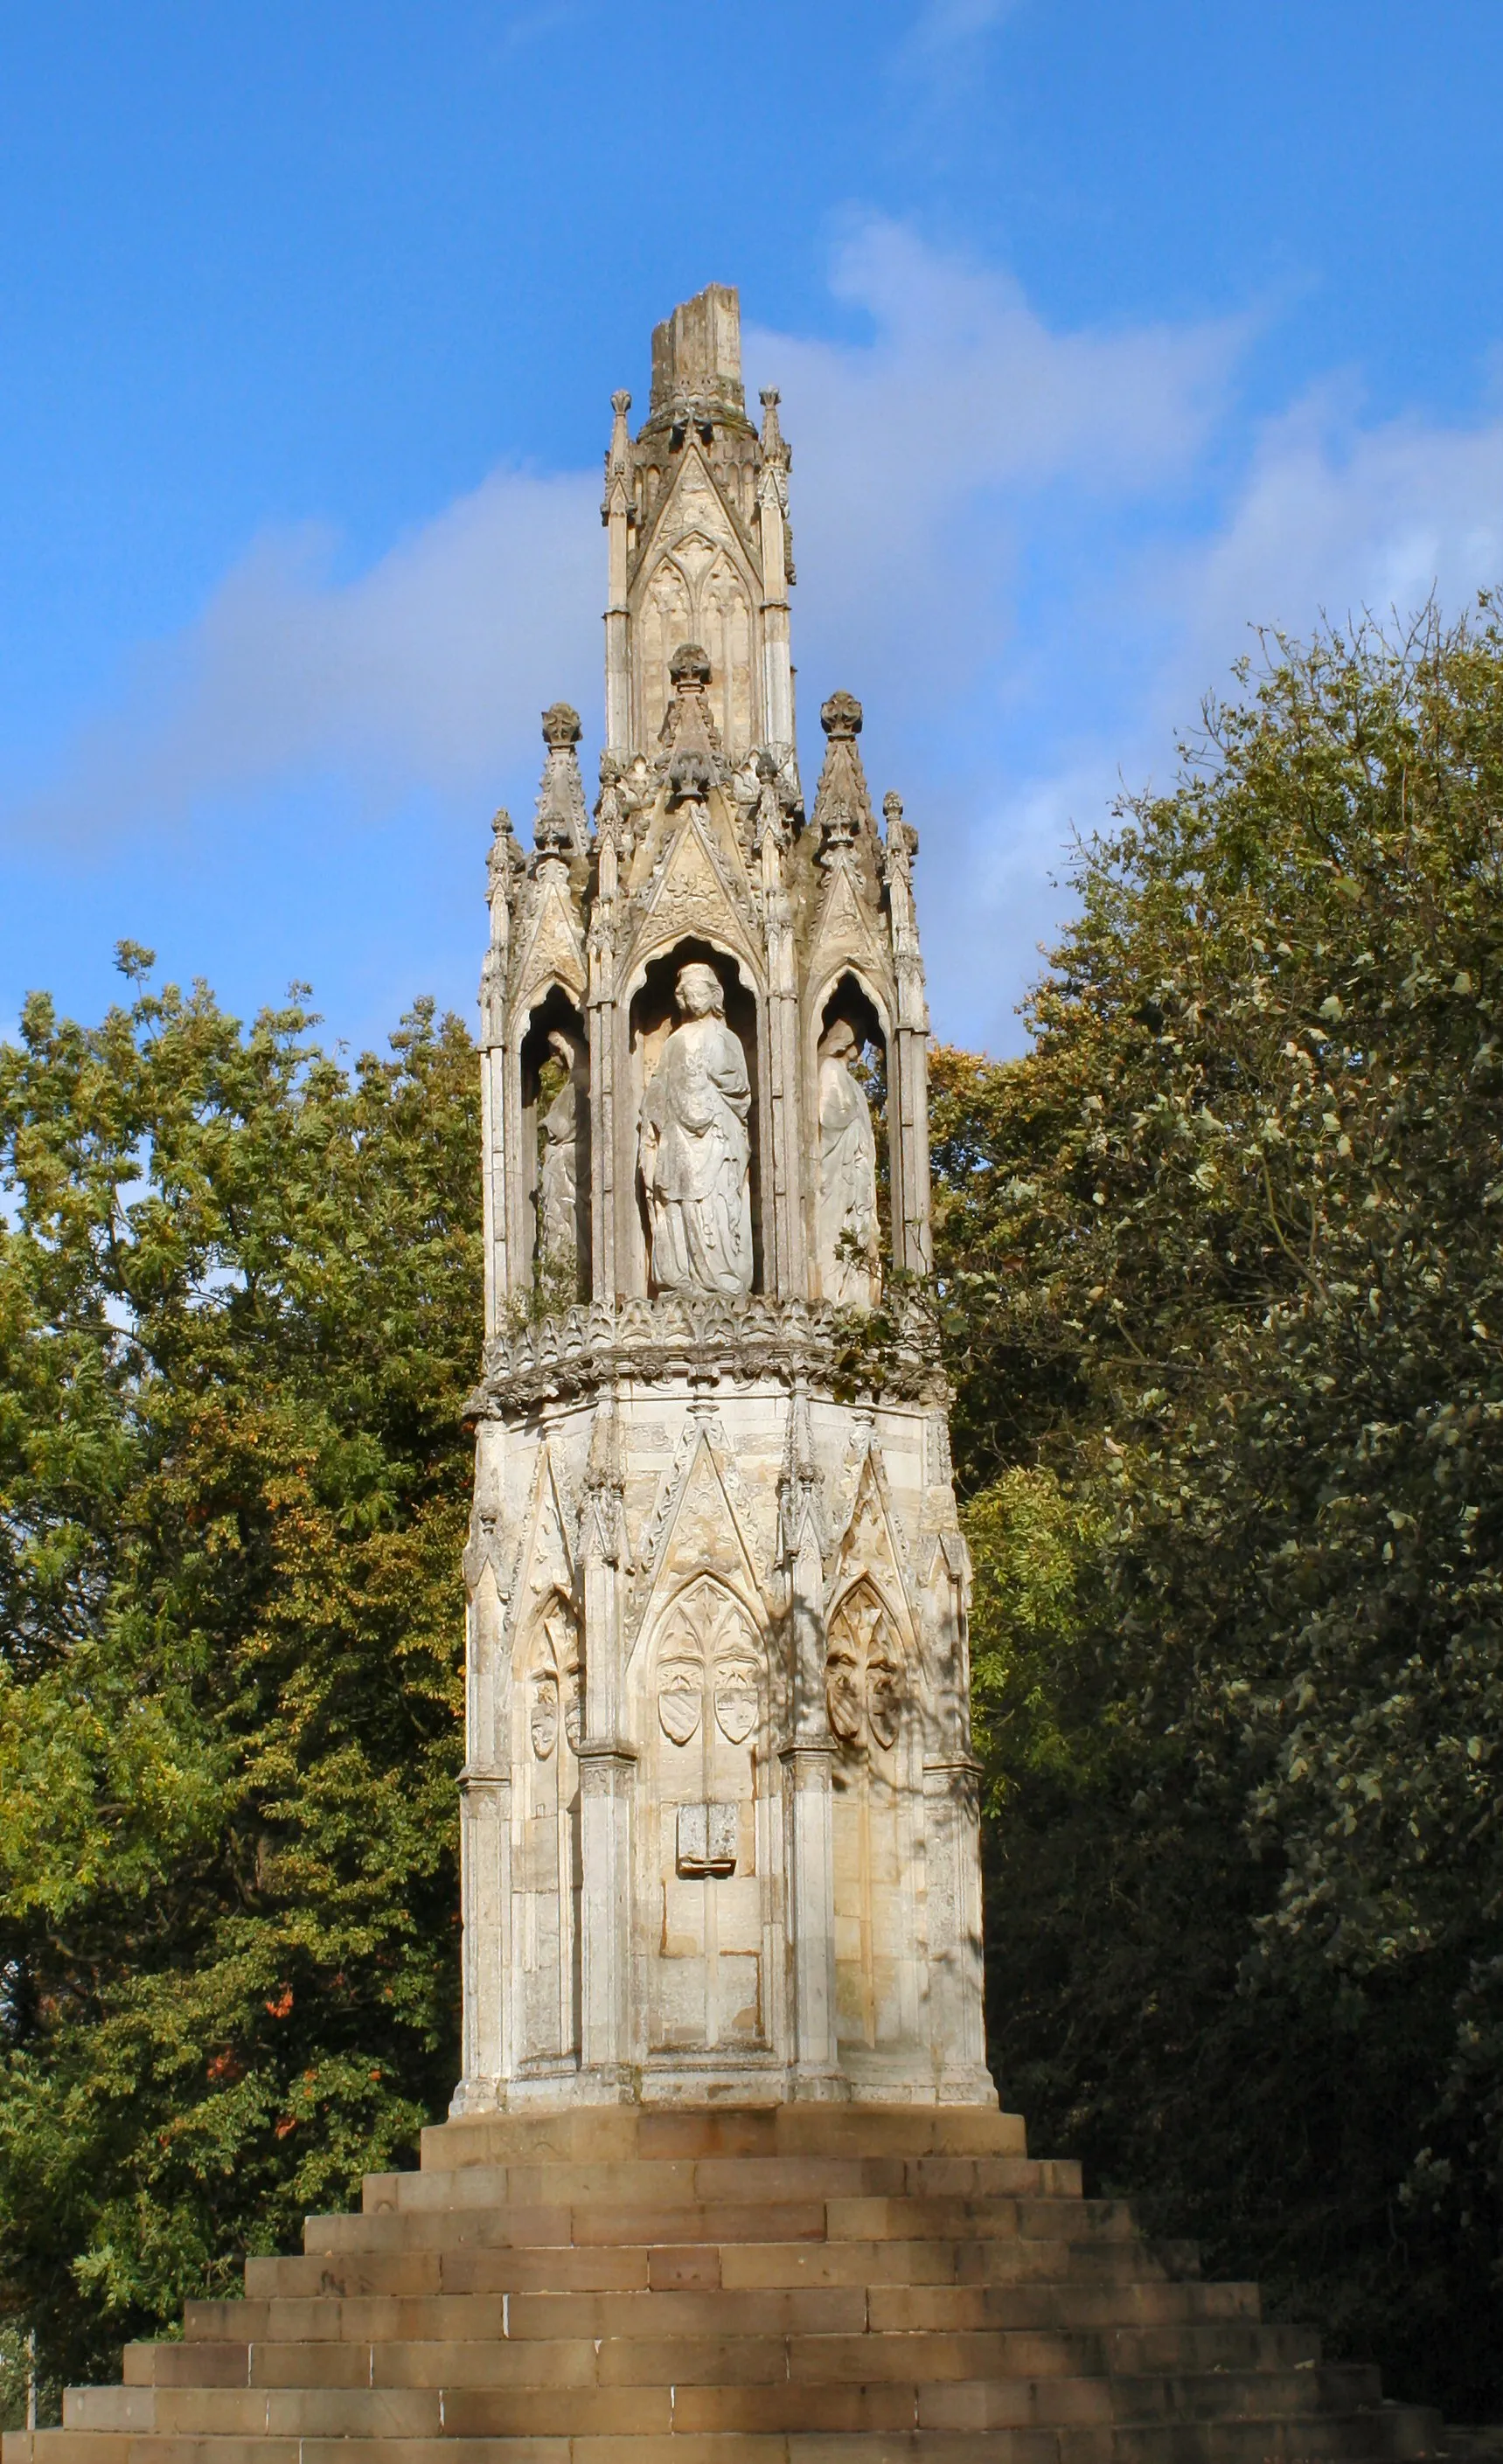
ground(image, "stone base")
xmin=451 ymin=2062 xmax=1000 ymax=2117
xmin=10 ymin=2103 xmax=1444 ymax=2464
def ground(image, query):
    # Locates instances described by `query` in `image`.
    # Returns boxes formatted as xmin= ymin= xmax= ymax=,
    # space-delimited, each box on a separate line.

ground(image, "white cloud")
xmin=742 ymin=236 xmax=1503 ymax=1049
xmin=6 ymin=465 xmax=600 ymax=843
xmin=7 ymin=218 xmax=1501 ymax=1060
xmin=908 ymin=0 xmax=1026 ymax=48
xmin=1156 ymin=386 xmax=1503 ymax=712
xmin=748 ymin=218 xmax=1243 ymax=701
xmin=742 ymin=219 xmax=1249 ymax=1040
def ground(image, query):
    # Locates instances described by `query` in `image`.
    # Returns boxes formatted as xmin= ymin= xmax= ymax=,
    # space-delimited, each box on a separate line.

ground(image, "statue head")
xmin=820 ymin=1017 xmax=859 ymax=1064
xmin=675 ymin=961 xmax=725 ymax=1020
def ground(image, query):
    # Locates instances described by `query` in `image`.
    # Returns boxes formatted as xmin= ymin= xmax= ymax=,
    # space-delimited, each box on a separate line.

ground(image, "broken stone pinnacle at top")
xmin=649 ymin=282 xmax=744 ymax=421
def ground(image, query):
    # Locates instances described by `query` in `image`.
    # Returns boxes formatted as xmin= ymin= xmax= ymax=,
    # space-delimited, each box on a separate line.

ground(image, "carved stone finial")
xmin=821 ymin=691 xmax=863 ymax=741
xmin=668 ymin=746 xmax=713 ymax=805
xmin=669 ymin=642 xmax=712 ymax=694
xmin=488 ymin=806 xmax=523 ymax=897
xmin=883 ymin=788 xmax=918 ymax=866
xmin=533 ymin=708 xmax=588 ymax=855
xmin=611 ymin=389 xmax=631 ymax=418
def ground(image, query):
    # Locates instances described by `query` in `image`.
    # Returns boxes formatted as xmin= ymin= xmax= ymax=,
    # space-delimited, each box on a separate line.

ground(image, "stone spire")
xmin=601 ymin=284 xmax=796 ymax=777
xmin=532 ymin=702 xmax=588 ymax=857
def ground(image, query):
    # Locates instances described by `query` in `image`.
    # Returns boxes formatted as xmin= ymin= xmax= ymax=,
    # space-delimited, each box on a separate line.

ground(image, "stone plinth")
xmin=10 ymin=2103 xmax=1441 ymax=2464
xmin=456 ymin=1302 xmax=988 ymax=2114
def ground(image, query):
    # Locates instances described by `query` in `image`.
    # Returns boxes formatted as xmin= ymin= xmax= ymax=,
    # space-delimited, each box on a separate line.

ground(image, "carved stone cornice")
xmin=466 ymin=1293 xmax=944 ymax=1418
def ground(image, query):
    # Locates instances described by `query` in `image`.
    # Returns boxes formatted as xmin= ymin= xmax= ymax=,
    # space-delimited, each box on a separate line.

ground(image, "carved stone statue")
xmin=639 ymin=961 xmax=753 ymax=1295
xmin=817 ymin=1018 xmax=880 ymax=1308
xmin=538 ymin=1030 xmax=586 ymax=1269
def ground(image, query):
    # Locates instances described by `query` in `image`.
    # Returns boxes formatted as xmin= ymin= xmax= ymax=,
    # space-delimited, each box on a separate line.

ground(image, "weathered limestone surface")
xmin=463 ymin=289 xmax=976 ymax=2113
xmin=7 ymin=289 xmax=1442 ymax=2464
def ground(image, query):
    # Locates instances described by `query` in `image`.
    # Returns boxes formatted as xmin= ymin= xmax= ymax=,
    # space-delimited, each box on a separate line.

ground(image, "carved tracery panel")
xmin=514 ymin=1596 xmax=581 ymax=2066
xmin=827 ymin=1579 xmax=921 ymax=2053
xmin=703 ymin=552 xmax=754 ymax=756
xmin=641 ymin=1576 xmax=769 ymax=2057
xmin=640 ymin=559 xmax=693 ymax=747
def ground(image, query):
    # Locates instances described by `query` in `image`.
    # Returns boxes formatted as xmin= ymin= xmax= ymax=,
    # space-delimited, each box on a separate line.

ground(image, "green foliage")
xmin=9 ymin=593 xmax=1503 ymax=2425
xmin=938 ymin=601 xmax=1503 ymax=2416
xmin=0 ymin=965 xmax=479 ymax=2392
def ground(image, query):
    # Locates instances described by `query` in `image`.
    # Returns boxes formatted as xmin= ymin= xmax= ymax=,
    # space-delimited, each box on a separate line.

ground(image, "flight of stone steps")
xmin=4 ymin=2103 xmax=1444 ymax=2464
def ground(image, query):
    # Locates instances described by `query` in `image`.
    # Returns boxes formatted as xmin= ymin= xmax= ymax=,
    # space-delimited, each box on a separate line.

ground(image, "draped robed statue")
xmin=816 ymin=1017 xmax=881 ymax=1308
xmin=537 ymin=1028 xmax=587 ymax=1270
xmin=638 ymin=961 xmax=754 ymax=1295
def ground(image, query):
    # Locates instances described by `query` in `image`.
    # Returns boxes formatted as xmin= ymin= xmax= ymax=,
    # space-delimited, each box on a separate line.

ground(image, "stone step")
xmin=419 ymin=2109 xmax=1029 ymax=2174
xmin=55 ymin=2368 xmax=1395 ymax=2440
xmin=128 ymin=2315 xmax=1312 ymax=2393
xmin=45 ymin=2375 xmax=1436 ymax=2450
xmin=180 ymin=2271 xmax=1250 ymax=2356
xmin=6 ymin=2106 xmax=1437 ymax=2464
xmin=2 ymin=2420 xmax=1447 ymax=2464
xmin=365 ymin=2156 xmax=1082 ymax=2215
xmin=304 ymin=2194 xmax=1137 ymax=2257
xmin=235 ymin=2234 xmax=1205 ymax=2307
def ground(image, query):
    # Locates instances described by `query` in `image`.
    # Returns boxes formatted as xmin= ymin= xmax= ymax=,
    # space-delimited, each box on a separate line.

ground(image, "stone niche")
xmin=627 ymin=940 xmax=763 ymax=1300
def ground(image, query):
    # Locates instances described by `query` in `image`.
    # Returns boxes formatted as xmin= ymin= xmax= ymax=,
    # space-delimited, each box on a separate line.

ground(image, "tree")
xmin=0 ymin=960 xmax=479 ymax=2393
xmin=938 ymin=601 xmax=1503 ymax=2417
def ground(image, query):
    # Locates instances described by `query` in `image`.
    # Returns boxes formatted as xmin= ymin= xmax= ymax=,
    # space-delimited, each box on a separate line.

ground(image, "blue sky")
xmin=2 ymin=0 xmax=1500 ymax=1057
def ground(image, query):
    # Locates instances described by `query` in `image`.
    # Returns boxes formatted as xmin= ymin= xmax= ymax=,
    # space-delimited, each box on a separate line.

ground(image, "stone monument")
xmin=16 ymin=288 xmax=1439 ymax=2464
xmin=456 ymin=279 xmax=990 ymax=2111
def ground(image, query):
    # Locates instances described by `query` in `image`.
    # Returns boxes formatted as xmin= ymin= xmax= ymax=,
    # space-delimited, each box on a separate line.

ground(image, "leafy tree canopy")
xmin=0 ymin=968 xmax=477 ymax=2393
xmin=936 ymin=601 xmax=1503 ymax=2416
xmin=6 ymin=599 xmax=1503 ymax=2423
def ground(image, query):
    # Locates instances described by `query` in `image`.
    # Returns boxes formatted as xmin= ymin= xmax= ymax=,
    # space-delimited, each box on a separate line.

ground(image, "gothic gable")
xmin=623 ymin=795 xmax=761 ymax=983
xmin=806 ymin=855 xmax=894 ymax=1024
xmin=509 ymin=1441 xmax=577 ymax=1645
xmin=630 ymin=1411 xmax=768 ymax=1643
xmin=510 ymin=867 xmax=587 ymax=1024
xmin=827 ymin=1435 xmax=919 ymax=1660
xmin=631 ymin=439 xmax=759 ymax=593
xmin=630 ymin=444 xmax=763 ymax=757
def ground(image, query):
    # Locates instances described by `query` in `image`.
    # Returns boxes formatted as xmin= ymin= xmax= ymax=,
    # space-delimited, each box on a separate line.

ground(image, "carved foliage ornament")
xmin=527 ymin=1602 xmax=581 ymax=1760
xmin=655 ymin=1577 xmax=764 ymax=1749
xmin=826 ymin=1580 xmax=902 ymax=1753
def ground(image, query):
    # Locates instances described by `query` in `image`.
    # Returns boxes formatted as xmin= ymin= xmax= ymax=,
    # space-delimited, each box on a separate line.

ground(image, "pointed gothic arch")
xmin=810 ymin=970 xmax=890 ymax=1306
xmin=633 ymin=1572 xmax=776 ymax=2063
xmin=518 ymin=985 xmax=590 ymax=1303
xmin=825 ymin=1449 xmax=928 ymax=2064
xmin=511 ymin=1584 xmax=582 ymax=2069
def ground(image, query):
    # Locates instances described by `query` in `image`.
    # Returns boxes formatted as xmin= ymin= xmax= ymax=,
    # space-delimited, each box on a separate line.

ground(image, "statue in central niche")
xmin=639 ymin=961 xmax=754 ymax=1295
